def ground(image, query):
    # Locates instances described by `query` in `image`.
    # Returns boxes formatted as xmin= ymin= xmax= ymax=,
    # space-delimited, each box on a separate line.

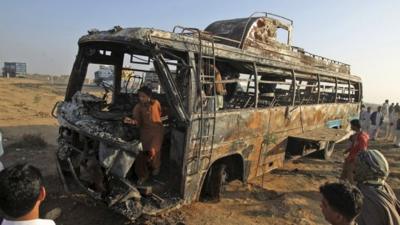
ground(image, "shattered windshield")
xmin=82 ymin=63 xmax=115 ymax=104
xmin=65 ymin=45 xmax=189 ymax=124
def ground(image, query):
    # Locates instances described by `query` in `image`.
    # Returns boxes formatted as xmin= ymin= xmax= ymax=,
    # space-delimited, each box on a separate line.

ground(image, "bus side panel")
xmin=259 ymin=106 xmax=302 ymax=176
xmin=181 ymin=103 xmax=360 ymax=202
xmin=210 ymin=110 xmax=271 ymax=180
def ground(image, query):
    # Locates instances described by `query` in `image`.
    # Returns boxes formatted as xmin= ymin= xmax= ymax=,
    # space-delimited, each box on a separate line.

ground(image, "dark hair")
xmin=0 ymin=164 xmax=43 ymax=218
xmin=320 ymin=182 xmax=363 ymax=221
xmin=137 ymin=86 xmax=152 ymax=98
xmin=350 ymin=119 xmax=361 ymax=129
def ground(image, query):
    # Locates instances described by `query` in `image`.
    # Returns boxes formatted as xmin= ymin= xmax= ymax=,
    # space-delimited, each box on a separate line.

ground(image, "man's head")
xmin=0 ymin=164 xmax=46 ymax=219
xmin=367 ymin=106 xmax=371 ymax=112
xmin=354 ymin=149 xmax=389 ymax=185
xmin=137 ymin=86 xmax=152 ymax=104
xmin=377 ymin=106 xmax=382 ymax=112
xmin=385 ymin=99 xmax=389 ymax=103
xmin=320 ymin=182 xmax=363 ymax=225
xmin=350 ymin=119 xmax=361 ymax=132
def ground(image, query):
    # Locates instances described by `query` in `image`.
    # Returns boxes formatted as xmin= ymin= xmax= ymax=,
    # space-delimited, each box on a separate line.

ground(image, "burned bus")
xmin=54 ymin=12 xmax=362 ymax=219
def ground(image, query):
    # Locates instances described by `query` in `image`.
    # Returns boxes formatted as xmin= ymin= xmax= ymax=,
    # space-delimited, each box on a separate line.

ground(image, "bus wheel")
xmin=322 ymin=141 xmax=335 ymax=160
xmin=200 ymin=163 xmax=227 ymax=202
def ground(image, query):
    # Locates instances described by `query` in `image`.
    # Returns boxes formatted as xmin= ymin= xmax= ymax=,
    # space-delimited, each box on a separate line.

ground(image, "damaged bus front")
xmin=55 ymin=27 xmax=192 ymax=219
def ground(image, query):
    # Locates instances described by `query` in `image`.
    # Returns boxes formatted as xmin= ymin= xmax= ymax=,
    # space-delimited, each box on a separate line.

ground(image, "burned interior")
xmin=56 ymin=42 xmax=192 ymax=218
xmin=54 ymin=12 xmax=362 ymax=221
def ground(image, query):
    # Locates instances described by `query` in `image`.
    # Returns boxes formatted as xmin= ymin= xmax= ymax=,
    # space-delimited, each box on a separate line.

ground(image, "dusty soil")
xmin=1 ymin=77 xmax=399 ymax=225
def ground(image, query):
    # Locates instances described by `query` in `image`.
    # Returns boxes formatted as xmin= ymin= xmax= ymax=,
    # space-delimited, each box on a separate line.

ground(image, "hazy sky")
xmin=0 ymin=0 xmax=399 ymax=103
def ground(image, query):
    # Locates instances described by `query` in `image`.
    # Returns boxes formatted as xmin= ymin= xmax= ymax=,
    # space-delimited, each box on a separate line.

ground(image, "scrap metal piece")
xmin=67 ymin=157 xmax=101 ymax=200
xmin=149 ymin=193 xmax=166 ymax=209
xmin=55 ymin=157 xmax=70 ymax=193
xmin=137 ymin=186 xmax=153 ymax=196
xmin=289 ymin=127 xmax=349 ymax=143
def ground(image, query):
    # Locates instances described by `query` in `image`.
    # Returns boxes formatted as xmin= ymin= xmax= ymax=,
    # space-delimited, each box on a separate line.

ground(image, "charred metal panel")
xmin=78 ymin=28 xmax=359 ymax=82
xmin=289 ymin=127 xmax=349 ymax=143
xmin=182 ymin=102 xmax=359 ymax=201
xmin=204 ymin=17 xmax=259 ymax=47
xmin=152 ymin=51 xmax=189 ymax=124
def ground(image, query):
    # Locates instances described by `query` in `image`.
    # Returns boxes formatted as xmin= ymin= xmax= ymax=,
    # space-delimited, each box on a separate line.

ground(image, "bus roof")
xmin=78 ymin=17 xmax=361 ymax=83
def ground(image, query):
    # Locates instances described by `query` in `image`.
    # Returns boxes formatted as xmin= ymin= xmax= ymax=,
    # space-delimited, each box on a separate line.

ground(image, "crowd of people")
xmin=360 ymin=100 xmax=400 ymax=146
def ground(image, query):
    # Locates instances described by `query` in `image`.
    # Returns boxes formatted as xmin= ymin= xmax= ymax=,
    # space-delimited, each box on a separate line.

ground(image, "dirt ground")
xmin=1 ymin=78 xmax=399 ymax=225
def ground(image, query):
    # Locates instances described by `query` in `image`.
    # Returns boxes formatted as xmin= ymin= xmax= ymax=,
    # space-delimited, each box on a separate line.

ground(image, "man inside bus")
xmin=213 ymin=65 xmax=226 ymax=110
xmin=340 ymin=119 xmax=369 ymax=184
xmin=319 ymin=182 xmax=363 ymax=225
xmin=354 ymin=149 xmax=400 ymax=225
xmin=201 ymin=64 xmax=226 ymax=111
xmin=124 ymin=86 xmax=164 ymax=185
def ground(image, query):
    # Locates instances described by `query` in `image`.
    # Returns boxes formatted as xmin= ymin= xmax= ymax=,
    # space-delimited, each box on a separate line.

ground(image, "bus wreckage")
xmin=54 ymin=12 xmax=362 ymax=220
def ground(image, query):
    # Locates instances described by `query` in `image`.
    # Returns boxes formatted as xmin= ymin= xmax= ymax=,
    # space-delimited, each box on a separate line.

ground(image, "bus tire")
xmin=322 ymin=141 xmax=335 ymax=160
xmin=200 ymin=163 xmax=227 ymax=202
xmin=310 ymin=141 xmax=335 ymax=160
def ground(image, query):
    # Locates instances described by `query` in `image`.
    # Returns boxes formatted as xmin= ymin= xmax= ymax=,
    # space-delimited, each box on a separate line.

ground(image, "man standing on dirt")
xmin=388 ymin=108 xmax=399 ymax=142
xmin=389 ymin=103 xmax=395 ymax=114
xmin=383 ymin=100 xmax=390 ymax=139
xmin=354 ymin=149 xmax=400 ymax=225
xmin=360 ymin=105 xmax=371 ymax=132
xmin=319 ymin=182 xmax=363 ymax=225
xmin=0 ymin=164 xmax=56 ymax=225
xmin=0 ymin=131 xmax=3 ymax=171
xmin=341 ymin=119 xmax=369 ymax=184
xmin=395 ymin=103 xmax=400 ymax=113
xmin=370 ymin=106 xmax=384 ymax=140
xmin=394 ymin=116 xmax=400 ymax=147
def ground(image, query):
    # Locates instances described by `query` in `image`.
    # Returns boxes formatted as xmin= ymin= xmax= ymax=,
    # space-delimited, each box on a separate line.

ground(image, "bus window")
xmin=220 ymin=73 xmax=256 ymax=109
xmin=257 ymin=73 xmax=293 ymax=107
xmin=81 ymin=63 xmax=115 ymax=104
xmin=295 ymin=76 xmax=319 ymax=105
xmin=122 ymin=53 xmax=153 ymax=93
xmin=276 ymin=28 xmax=289 ymax=45
xmin=350 ymin=82 xmax=360 ymax=103
xmin=200 ymin=60 xmax=257 ymax=111
xmin=319 ymin=76 xmax=336 ymax=104
xmin=337 ymin=79 xmax=350 ymax=103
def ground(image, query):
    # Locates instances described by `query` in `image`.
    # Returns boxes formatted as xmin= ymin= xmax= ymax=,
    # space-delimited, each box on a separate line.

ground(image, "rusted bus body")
xmin=184 ymin=103 xmax=359 ymax=201
xmin=55 ymin=13 xmax=362 ymax=219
